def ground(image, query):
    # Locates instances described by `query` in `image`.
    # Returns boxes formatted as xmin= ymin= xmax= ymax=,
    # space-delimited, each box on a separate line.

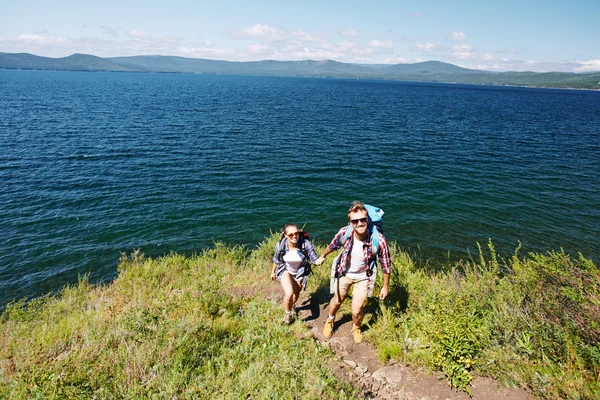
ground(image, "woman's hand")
xmin=270 ymin=271 xmax=277 ymax=281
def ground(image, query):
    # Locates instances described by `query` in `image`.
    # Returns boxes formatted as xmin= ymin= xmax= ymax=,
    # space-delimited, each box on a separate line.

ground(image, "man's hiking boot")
xmin=282 ymin=312 xmax=294 ymax=325
xmin=323 ymin=318 xmax=334 ymax=338
xmin=351 ymin=324 xmax=363 ymax=343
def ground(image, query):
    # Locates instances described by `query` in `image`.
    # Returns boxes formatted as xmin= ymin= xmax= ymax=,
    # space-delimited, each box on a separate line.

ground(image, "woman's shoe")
xmin=282 ymin=312 xmax=294 ymax=325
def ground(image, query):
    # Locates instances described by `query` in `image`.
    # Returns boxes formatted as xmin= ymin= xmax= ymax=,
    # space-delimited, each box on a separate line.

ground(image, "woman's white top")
xmin=283 ymin=249 xmax=303 ymax=276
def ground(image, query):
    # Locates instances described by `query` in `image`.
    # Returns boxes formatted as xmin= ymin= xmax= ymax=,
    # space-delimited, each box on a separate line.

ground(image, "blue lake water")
xmin=1 ymin=70 xmax=599 ymax=307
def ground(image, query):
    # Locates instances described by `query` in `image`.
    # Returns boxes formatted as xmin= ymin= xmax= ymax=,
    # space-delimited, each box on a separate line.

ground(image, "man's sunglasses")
xmin=350 ymin=218 xmax=368 ymax=226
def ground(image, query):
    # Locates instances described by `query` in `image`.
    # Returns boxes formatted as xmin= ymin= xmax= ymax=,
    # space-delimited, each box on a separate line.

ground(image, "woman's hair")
xmin=282 ymin=223 xmax=298 ymax=234
xmin=347 ymin=201 xmax=367 ymax=217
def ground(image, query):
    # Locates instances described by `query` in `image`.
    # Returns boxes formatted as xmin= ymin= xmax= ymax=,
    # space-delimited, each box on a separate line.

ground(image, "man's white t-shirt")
xmin=345 ymin=236 xmax=368 ymax=280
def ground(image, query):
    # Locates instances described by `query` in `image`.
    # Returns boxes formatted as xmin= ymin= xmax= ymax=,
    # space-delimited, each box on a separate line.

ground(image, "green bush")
xmin=368 ymin=240 xmax=599 ymax=398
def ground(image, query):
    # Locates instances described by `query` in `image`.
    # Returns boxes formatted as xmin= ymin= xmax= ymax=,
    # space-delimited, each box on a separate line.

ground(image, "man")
xmin=316 ymin=201 xmax=391 ymax=343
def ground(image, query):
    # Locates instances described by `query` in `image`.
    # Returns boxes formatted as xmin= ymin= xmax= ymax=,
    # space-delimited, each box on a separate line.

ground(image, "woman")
xmin=271 ymin=223 xmax=319 ymax=324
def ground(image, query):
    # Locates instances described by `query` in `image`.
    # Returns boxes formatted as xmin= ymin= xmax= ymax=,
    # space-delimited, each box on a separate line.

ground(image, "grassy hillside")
xmin=1 ymin=236 xmax=598 ymax=398
xmin=0 ymin=53 xmax=139 ymax=72
xmin=3 ymin=52 xmax=600 ymax=89
xmin=0 ymin=242 xmax=356 ymax=399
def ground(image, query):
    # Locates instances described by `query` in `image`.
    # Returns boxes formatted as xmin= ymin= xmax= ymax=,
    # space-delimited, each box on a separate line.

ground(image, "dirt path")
xmin=236 ymin=281 xmax=534 ymax=399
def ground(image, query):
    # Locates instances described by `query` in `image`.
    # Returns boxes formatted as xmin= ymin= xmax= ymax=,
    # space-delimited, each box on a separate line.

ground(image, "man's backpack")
xmin=277 ymin=230 xmax=312 ymax=276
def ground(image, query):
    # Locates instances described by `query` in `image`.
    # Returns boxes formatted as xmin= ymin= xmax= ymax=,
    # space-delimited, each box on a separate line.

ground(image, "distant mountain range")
xmin=1 ymin=52 xmax=599 ymax=89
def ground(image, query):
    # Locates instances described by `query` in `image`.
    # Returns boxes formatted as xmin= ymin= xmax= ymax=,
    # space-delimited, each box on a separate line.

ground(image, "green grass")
xmin=367 ymin=240 xmax=600 ymax=398
xmin=0 ymin=241 xmax=356 ymax=399
xmin=1 ymin=235 xmax=599 ymax=399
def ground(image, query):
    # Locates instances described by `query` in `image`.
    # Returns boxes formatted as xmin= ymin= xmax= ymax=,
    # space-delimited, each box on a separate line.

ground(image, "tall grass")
xmin=0 ymin=243 xmax=356 ymax=399
xmin=368 ymin=240 xmax=600 ymax=398
xmin=2 ymin=235 xmax=598 ymax=399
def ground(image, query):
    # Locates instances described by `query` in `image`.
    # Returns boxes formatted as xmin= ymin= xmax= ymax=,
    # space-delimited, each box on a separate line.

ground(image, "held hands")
xmin=315 ymin=256 xmax=326 ymax=266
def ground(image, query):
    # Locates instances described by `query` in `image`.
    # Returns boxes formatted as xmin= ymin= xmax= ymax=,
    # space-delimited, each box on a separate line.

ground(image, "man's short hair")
xmin=347 ymin=201 xmax=367 ymax=218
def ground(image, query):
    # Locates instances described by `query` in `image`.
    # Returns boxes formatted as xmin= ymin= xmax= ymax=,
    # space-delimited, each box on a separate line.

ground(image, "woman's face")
xmin=285 ymin=227 xmax=300 ymax=244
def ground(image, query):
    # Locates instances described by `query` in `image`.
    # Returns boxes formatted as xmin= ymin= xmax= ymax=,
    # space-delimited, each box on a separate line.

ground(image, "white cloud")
xmin=126 ymin=30 xmax=187 ymax=48
xmin=573 ymin=59 xmax=600 ymax=72
xmin=229 ymin=23 xmax=285 ymax=41
xmin=413 ymin=42 xmax=444 ymax=53
xmin=338 ymin=40 xmax=357 ymax=51
xmin=246 ymin=43 xmax=270 ymax=55
xmin=281 ymin=40 xmax=305 ymax=53
xmin=382 ymin=56 xmax=409 ymax=64
xmin=180 ymin=46 xmax=236 ymax=59
xmin=350 ymin=47 xmax=374 ymax=56
xmin=291 ymin=30 xmax=325 ymax=43
xmin=340 ymin=29 xmax=357 ymax=38
xmin=128 ymin=30 xmax=148 ymax=40
xmin=288 ymin=48 xmax=343 ymax=61
xmin=447 ymin=30 xmax=466 ymax=41
xmin=16 ymin=34 xmax=72 ymax=46
xmin=453 ymin=44 xmax=473 ymax=52
xmin=446 ymin=53 xmax=587 ymax=73
xmin=495 ymin=48 xmax=520 ymax=55
xmin=100 ymin=25 xmax=119 ymax=38
xmin=369 ymin=40 xmax=393 ymax=49
xmin=15 ymin=34 xmax=40 ymax=41
xmin=452 ymin=44 xmax=474 ymax=59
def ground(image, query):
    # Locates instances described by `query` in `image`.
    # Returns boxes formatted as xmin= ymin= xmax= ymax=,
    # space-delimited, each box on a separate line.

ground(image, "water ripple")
xmin=1 ymin=70 xmax=599 ymax=306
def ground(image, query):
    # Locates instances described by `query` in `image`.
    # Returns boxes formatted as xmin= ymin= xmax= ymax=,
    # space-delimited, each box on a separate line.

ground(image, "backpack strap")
xmin=299 ymin=234 xmax=311 ymax=275
xmin=299 ymin=231 xmax=310 ymax=258
xmin=340 ymin=225 xmax=353 ymax=246
xmin=277 ymin=234 xmax=287 ymax=263
xmin=368 ymin=228 xmax=379 ymax=273
xmin=371 ymin=228 xmax=379 ymax=254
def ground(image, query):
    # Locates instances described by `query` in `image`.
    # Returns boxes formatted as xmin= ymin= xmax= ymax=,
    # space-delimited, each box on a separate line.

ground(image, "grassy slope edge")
xmin=1 ymin=235 xmax=599 ymax=399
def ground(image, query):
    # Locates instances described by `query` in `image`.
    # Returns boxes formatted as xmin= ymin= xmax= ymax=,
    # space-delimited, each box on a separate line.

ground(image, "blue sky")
xmin=1 ymin=0 xmax=599 ymax=72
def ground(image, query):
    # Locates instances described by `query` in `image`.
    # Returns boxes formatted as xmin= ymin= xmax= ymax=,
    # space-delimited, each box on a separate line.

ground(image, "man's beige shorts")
xmin=334 ymin=276 xmax=369 ymax=304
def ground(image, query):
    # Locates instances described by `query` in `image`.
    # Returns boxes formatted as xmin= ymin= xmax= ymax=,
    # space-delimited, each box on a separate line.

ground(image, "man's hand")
xmin=316 ymin=256 xmax=326 ymax=266
xmin=379 ymin=285 xmax=389 ymax=300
